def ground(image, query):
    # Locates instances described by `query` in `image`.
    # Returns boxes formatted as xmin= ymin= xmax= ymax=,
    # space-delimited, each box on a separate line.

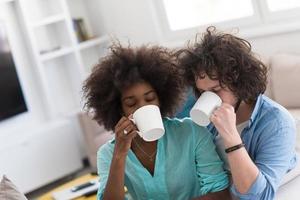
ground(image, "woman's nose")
xmin=137 ymin=101 xmax=150 ymax=108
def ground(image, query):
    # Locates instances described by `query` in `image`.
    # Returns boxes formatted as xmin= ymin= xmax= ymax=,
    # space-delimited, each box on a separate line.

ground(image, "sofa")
xmin=263 ymin=53 xmax=300 ymax=200
xmin=78 ymin=113 xmax=113 ymax=170
xmin=78 ymin=53 xmax=300 ymax=199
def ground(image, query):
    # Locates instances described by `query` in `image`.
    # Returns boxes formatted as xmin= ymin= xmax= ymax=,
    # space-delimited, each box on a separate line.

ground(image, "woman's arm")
xmin=193 ymin=123 xmax=230 ymax=196
xmin=102 ymin=153 xmax=127 ymax=200
xmin=102 ymin=116 xmax=137 ymax=200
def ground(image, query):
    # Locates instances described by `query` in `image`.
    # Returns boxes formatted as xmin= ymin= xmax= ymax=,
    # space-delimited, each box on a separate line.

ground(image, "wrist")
xmin=225 ymin=143 xmax=245 ymax=154
xmin=113 ymin=149 xmax=128 ymax=161
xmin=224 ymin=139 xmax=242 ymax=148
xmin=221 ymin=130 xmax=242 ymax=148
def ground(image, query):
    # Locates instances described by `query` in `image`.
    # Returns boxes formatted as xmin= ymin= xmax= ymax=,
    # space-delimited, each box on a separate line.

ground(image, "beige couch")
xmin=264 ymin=53 xmax=300 ymax=153
xmin=78 ymin=114 xmax=113 ymax=170
xmin=78 ymin=53 xmax=300 ymax=199
xmin=264 ymin=54 xmax=300 ymax=200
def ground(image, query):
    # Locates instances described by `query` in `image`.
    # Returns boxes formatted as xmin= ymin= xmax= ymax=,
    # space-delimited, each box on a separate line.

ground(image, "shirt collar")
xmin=248 ymin=94 xmax=264 ymax=127
xmin=109 ymin=137 xmax=116 ymax=144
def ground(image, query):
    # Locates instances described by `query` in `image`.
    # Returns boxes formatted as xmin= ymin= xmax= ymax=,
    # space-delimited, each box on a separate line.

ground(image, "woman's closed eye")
xmin=145 ymin=92 xmax=157 ymax=102
xmin=124 ymin=99 xmax=136 ymax=107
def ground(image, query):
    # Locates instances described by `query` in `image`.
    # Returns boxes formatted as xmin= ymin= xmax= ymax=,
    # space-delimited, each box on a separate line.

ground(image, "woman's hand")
xmin=113 ymin=115 xmax=138 ymax=158
xmin=210 ymin=103 xmax=242 ymax=148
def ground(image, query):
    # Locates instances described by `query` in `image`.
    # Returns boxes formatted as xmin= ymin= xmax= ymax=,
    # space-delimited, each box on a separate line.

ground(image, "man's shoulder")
xmin=259 ymin=95 xmax=294 ymax=126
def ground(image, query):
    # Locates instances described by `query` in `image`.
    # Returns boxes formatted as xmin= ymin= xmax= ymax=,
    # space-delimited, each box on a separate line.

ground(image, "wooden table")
xmin=38 ymin=174 xmax=98 ymax=200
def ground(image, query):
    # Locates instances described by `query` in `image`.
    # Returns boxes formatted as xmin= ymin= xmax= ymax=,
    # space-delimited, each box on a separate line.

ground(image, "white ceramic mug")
xmin=190 ymin=91 xmax=222 ymax=126
xmin=131 ymin=105 xmax=165 ymax=142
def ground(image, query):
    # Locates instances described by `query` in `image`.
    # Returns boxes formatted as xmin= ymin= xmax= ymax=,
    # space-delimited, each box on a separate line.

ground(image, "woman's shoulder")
xmin=163 ymin=117 xmax=212 ymax=141
xmin=164 ymin=116 xmax=208 ymax=129
xmin=163 ymin=117 xmax=193 ymax=130
xmin=97 ymin=138 xmax=115 ymax=160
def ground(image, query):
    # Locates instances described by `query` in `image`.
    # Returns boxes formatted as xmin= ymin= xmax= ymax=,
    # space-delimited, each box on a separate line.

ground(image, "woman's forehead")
xmin=121 ymin=82 xmax=154 ymax=97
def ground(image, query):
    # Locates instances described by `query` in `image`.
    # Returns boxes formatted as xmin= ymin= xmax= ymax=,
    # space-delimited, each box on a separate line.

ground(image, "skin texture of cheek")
xmin=195 ymin=76 xmax=237 ymax=106
xmin=218 ymin=90 xmax=237 ymax=106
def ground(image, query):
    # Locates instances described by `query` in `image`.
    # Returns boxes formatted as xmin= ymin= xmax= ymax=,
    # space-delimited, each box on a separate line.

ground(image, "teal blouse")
xmin=97 ymin=118 xmax=229 ymax=200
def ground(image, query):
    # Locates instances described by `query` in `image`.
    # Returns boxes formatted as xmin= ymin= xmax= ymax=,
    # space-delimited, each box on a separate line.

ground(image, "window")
xmin=156 ymin=0 xmax=300 ymax=40
xmin=266 ymin=0 xmax=300 ymax=12
xmin=162 ymin=0 xmax=254 ymax=31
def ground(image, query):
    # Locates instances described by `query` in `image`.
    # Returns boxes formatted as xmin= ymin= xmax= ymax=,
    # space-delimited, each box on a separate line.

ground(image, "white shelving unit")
xmin=1 ymin=0 xmax=88 ymax=193
xmin=29 ymin=14 xmax=66 ymax=27
xmin=17 ymin=0 xmax=110 ymax=119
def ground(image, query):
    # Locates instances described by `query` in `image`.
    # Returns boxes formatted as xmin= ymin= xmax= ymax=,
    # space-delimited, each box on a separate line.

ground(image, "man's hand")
xmin=210 ymin=103 xmax=242 ymax=148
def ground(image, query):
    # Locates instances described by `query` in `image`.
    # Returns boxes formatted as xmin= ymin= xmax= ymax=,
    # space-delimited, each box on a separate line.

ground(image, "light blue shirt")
xmin=97 ymin=118 xmax=229 ymax=200
xmin=209 ymin=94 xmax=298 ymax=200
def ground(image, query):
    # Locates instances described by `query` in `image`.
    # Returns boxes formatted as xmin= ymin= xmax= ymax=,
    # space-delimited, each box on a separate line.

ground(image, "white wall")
xmin=249 ymin=31 xmax=300 ymax=56
xmin=97 ymin=0 xmax=161 ymax=45
xmin=97 ymin=0 xmax=300 ymax=56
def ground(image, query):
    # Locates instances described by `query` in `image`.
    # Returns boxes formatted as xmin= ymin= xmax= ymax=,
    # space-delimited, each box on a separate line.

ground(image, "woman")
xmin=82 ymin=43 xmax=230 ymax=200
xmin=177 ymin=27 xmax=298 ymax=200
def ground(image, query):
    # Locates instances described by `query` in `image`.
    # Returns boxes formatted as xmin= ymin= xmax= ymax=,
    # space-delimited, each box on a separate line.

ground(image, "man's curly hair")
xmin=177 ymin=26 xmax=268 ymax=104
xmin=82 ymin=43 xmax=185 ymax=131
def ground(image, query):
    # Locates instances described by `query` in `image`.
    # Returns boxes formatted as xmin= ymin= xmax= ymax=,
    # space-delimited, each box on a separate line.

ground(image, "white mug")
xmin=190 ymin=91 xmax=222 ymax=126
xmin=131 ymin=105 xmax=165 ymax=142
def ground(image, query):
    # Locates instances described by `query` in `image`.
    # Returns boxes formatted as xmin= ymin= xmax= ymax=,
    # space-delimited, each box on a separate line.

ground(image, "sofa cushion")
xmin=78 ymin=112 xmax=113 ymax=169
xmin=277 ymin=175 xmax=300 ymax=200
xmin=280 ymin=161 xmax=300 ymax=186
xmin=258 ymin=55 xmax=273 ymax=99
xmin=288 ymin=109 xmax=300 ymax=152
xmin=278 ymin=109 xmax=300 ymax=186
xmin=296 ymin=119 xmax=300 ymax=153
xmin=0 ymin=175 xmax=28 ymax=200
xmin=269 ymin=54 xmax=300 ymax=108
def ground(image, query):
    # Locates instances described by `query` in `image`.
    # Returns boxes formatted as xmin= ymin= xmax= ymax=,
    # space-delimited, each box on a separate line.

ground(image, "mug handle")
xmin=129 ymin=117 xmax=136 ymax=124
xmin=128 ymin=117 xmax=142 ymax=135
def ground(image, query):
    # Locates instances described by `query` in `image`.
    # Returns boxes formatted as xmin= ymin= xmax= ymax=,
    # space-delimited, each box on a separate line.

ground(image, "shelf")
xmin=21 ymin=0 xmax=64 ymax=23
xmin=67 ymin=0 xmax=105 ymax=42
xmin=78 ymin=35 xmax=109 ymax=50
xmin=41 ymin=47 xmax=74 ymax=61
xmin=80 ymin=41 xmax=110 ymax=73
xmin=43 ymin=54 xmax=82 ymax=116
xmin=33 ymin=21 xmax=73 ymax=55
xmin=18 ymin=0 xmax=107 ymax=119
xmin=30 ymin=14 xmax=66 ymax=28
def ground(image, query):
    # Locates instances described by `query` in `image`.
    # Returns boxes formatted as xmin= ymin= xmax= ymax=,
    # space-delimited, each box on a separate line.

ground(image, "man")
xmin=177 ymin=26 xmax=297 ymax=200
